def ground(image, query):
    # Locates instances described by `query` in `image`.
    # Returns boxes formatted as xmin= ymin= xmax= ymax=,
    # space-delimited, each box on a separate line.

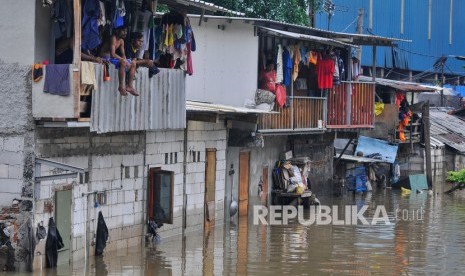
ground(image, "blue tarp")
xmin=355 ymin=136 xmax=399 ymax=164
xmin=443 ymin=84 xmax=465 ymax=96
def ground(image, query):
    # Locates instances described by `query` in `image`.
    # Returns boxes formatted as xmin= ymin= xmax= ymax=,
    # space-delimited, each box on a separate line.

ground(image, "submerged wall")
xmin=0 ymin=63 xmax=35 ymax=271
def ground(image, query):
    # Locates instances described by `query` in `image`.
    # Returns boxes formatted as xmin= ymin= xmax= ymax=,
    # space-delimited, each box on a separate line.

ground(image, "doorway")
xmin=55 ymin=189 xmax=72 ymax=265
xmin=204 ymin=149 xmax=217 ymax=230
xmin=239 ymin=151 xmax=250 ymax=217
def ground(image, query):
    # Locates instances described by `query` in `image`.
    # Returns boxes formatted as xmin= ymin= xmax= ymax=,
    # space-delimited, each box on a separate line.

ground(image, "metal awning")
xmin=257 ymin=26 xmax=357 ymax=48
xmin=158 ymin=0 xmax=244 ymax=16
xmin=358 ymin=76 xmax=442 ymax=92
xmin=334 ymin=154 xmax=390 ymax=163
xmin=186 ymin=100 xmax=274 ymax=114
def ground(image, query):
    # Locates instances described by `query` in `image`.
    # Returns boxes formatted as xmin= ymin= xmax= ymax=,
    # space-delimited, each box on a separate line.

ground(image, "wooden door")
xmin=204 ymin=149 xmax=217 ymax=230
xmin=261 ymin=166 xmax=269 ymax=206
xmin=239 ymin=151 xmax=250 ymax=217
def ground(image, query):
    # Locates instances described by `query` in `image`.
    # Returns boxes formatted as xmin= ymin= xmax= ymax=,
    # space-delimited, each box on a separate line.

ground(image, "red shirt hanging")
xmin=317 ymin=59 xmax=335 ymax=89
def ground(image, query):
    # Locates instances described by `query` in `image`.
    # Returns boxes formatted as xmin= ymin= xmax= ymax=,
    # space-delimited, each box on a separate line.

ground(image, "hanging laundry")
xmin=352 ymin=57 xmax=361 ymax=80
xmin=82 ymin=0 xmax=101 ymax=51
xmin=97 ymin=1 xmax=107 ymax=27
xmin=276 ymin=45 xmax=284 ymax=84
xmin=292 ymin=44 xmax=301 ymax=81
xmin=45 ymin=218 xmax=64 ymax=268
xmin=317 ymin=58 xmax=335 ymax=89
xmin=44 ymin=64 xmax=70 ymax=96
xmin=113 ymin=0 xmax=126 ymax=29
xmin=309 ymin=51 xmax=318 ymax=65
xmin=81 ymin=61 xmax=96 ymax=85
xmin=33 ymin=64 xmax=44 ymax=83
xmin=300 ymin=46 xmax=308 ymax=65
xmin=132 ymin=9 xmax=154 ymax=58
xmin=282 ymin=47 xmax=292 ymax=86
xmin=338 ymin=55 xmax=345 ymax=81
xmin=95 ymin=211 xmax=109 ymax=256
xmin=51 ymin=0 xmax=72 ymax=39
xmin=332 ymin=52 xmax=340 ymax=85
xmin=81 ymin=61 xmax=96 ymax=96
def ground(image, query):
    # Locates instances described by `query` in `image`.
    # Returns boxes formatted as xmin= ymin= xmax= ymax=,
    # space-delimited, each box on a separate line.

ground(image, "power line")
xmin=340 ymin=16 xmax=358 ymax=32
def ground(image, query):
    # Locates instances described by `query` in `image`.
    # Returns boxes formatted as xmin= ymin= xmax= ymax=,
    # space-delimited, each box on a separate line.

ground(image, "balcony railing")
xmin=258 ymin=97 xmax=327 ymax=133
xmin=327 ymin=81 xmax=375 ymax=129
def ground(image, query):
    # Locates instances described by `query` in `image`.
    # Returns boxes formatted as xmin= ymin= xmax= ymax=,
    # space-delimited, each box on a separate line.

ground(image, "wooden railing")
xmin=258 ymin=97 xmax=327 ymax=132
xmin=327 ymin=81 xmax=375 ymax=129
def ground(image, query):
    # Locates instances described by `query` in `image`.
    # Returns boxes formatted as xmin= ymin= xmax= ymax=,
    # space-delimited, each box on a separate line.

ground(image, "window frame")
xmin=148 ymin=168 xmax=174 ymax=224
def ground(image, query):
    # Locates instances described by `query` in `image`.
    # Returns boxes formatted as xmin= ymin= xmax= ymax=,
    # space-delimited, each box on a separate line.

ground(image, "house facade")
xmin=0 ymin=0 xmax=400 ymax=272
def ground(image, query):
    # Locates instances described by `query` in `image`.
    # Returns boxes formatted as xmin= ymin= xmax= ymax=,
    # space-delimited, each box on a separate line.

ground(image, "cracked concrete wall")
xmin=0 ymin=62 xmax=36 ymax=272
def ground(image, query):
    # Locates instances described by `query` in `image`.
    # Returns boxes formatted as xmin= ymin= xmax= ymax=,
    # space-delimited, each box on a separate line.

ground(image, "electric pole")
xmin=356 ymin=9 xmax=364 ymax=72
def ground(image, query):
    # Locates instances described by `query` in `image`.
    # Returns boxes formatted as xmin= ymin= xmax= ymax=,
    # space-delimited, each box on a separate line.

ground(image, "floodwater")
xmin=15 ymin=182 xmax=465 ymax=275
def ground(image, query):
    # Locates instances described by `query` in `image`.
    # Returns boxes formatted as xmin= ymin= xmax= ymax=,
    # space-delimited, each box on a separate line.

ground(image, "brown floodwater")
xmin=12 ymin=182 xmax=465 ymax=275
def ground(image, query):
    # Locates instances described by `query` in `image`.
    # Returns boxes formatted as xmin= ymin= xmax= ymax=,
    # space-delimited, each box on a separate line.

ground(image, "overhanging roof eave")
xmin=257 ymin=26 xmax=357 ymax=49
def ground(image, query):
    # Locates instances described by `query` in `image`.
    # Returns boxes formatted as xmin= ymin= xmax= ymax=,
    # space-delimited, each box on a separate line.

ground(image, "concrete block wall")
xmin=186 ymin=121 xmax=227 ymax=230
xmin=226 ymin=136 xmax=287 ymax=220
xmin=0 ymin=63 xmax=35 ymax=271
xmin=145 ymin=130 xmax=185 ymax=238
xmin=35 ymin=128 xmax=146 ymax=263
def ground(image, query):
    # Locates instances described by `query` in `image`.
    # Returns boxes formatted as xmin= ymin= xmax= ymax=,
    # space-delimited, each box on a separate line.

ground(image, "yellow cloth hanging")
xmin=375 ymin=102 xmax=385 ymax=116
xmin=292 ymin=44 xmax=301 ymax=81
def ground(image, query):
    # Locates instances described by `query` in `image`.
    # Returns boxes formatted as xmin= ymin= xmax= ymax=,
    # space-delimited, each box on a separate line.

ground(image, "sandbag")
xmin=255 ymin=89 xmax=276 ymax=105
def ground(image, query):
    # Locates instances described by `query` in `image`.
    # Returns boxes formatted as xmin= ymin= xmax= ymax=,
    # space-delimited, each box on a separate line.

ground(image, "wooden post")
xmin=73 ymin=0 xmax=82 ymax=118
xmin=356 ymin=9 xmax=364 ymax=64
xmin=372 ymin=45 xmax=377 ymax=81
xmin=423 ymin=101 xmax=433 ymax=189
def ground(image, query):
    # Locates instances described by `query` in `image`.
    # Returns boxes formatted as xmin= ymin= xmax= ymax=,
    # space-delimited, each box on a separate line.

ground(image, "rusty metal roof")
xmin=358 ymin=76 xmax=442 ymax=92
xmin=430 ymin=108 xmax=465 ymax=153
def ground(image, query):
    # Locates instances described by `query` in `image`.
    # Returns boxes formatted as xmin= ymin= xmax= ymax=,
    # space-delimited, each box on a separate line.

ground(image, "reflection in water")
xmin=19 ymin=184 xmax=465 ymax=275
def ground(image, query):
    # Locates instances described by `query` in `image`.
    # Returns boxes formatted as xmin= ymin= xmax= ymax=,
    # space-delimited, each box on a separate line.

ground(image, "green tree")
xmin=211 ymin=0 xmax=322 ymax=26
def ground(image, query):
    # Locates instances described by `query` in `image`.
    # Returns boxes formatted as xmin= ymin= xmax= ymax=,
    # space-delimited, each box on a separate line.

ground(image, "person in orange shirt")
xmin=398 ymin=99 xmax=412 ymax=142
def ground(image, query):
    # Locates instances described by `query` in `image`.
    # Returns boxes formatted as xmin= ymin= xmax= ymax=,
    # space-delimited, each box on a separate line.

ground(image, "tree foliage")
xmin=211 ymin=0 xmax=322 ymax=26
xmin=447 ymin=169 xmax=465 ymax=183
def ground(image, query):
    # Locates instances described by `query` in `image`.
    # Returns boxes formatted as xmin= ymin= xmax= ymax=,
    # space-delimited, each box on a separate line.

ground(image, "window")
xmin=148 ymin=168 xmax=174 ymax=224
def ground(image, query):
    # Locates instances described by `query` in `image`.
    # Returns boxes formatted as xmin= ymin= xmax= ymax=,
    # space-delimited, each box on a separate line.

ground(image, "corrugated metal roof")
xmin=430 ymin=108 xmax=465 ymax=153
xmin=258 ymin=27 xmax=356 ymax=48
xmin=358 ymin=76 xmax=442 ymax=92
xmin=159 ymin=0 xmax=244 ymax=16
xmin=316 ymin=0 xmax=465 ymax=73
xmin=91 ymin=66 xmax=186 ymax=134
xmin=186 ymin=101 xmax=273 ymax=114
xmin=188 ymin=15 xmax=406 ymax=46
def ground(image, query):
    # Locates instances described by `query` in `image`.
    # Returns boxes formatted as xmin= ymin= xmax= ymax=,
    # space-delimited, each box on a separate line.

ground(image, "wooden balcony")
xmin=327 ymin=81 xmax=375 ymax=129
xmin=258 ymin=97 xmax=327 ymax=133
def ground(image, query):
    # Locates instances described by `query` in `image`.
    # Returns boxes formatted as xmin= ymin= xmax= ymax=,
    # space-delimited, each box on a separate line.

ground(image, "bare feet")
xmin=126 ymin=86 xmax=139 ymax=96
xmin=118 ymin=86 xmax=128 ymax=96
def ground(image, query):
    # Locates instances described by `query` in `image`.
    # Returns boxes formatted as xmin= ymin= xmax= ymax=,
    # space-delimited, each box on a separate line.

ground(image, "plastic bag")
xmin=275 ymin=85 xmax=286 ymax=108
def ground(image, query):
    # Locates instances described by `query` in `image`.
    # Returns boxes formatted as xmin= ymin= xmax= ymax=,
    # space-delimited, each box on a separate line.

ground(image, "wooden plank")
xmin=239 ymin=151 xmax=250 ymax=217
xmin=73 ymin=0 xmax=81 ymax=119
